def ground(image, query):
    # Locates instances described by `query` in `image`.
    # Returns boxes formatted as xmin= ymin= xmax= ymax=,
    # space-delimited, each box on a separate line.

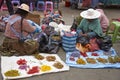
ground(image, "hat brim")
xmin=80 ymin=10 xmax=101 ymax=19
xmin=18 ymin=8 xmax=30 ymax=13
xmin=18 ymin=4 xmax=30 ymax=13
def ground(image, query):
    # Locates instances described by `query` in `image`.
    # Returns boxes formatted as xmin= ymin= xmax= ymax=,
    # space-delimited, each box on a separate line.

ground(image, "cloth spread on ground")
xmin=1 ymin=53 xmax=69 ymax=80
xmin=66 ymin=48 xmax=120 ymax=68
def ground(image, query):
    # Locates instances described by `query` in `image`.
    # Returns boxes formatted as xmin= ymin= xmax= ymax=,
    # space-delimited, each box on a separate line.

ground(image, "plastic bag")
xmin=35 ymin=31 xmax=61 ymax=54
xmin=97 ymin=35 xmax=113 ymax=51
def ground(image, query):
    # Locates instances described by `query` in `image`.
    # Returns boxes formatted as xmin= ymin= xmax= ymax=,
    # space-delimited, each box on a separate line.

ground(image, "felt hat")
xmin=18 ymin=3 xmax=29 ymax=12
xmin=80 ymin=8 xmax=101 ymax=19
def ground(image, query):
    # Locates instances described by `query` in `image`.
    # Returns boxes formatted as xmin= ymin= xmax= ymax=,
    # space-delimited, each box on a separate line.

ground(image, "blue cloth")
xmin=27 ymin=20 xmax=42 ymax=33
xmin=91 ymin=0 xmax=99 ymax=8
xmin=66 ymin=48 xmax=120 ymax=68
xmin=33 ymin=28 xmax=40 ymax=34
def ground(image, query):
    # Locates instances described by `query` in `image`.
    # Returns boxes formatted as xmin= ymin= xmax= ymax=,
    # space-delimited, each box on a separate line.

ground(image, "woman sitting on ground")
xmin=0 ymin=4 xmax=41 ymax=56
xmin=77 ymin=8 xmax=104 ymax=38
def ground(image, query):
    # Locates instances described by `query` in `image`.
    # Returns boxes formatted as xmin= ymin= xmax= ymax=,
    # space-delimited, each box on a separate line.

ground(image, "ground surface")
xmin=0 ymin=1 xmax=120 ymax=80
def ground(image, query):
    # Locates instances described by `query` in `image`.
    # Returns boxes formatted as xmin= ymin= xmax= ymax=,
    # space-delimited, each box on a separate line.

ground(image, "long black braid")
xmin=15 ymin=8 xmax=29 ymax=42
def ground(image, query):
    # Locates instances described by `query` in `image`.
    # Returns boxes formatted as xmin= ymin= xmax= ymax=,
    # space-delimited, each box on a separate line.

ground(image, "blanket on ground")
xmin=66 ymin=48 xmax=120 ymax=68
xmin=1 ymin=53 xmax=69 ymax=80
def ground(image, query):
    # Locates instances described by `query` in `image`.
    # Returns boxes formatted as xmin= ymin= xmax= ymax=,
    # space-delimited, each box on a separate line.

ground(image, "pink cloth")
xmin=96 ymin=9 xmax=109 ymax=33
xmin=5 ymin=15 xmax=36 ymax=39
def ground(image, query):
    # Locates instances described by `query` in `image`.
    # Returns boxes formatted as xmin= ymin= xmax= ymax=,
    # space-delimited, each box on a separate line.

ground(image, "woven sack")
xmin=62 ymin=32 xmax=77 ymax=52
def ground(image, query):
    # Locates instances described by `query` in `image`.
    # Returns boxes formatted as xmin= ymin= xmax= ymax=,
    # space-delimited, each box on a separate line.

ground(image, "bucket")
xmin=65 ymin=1 xmax=71 ymax=7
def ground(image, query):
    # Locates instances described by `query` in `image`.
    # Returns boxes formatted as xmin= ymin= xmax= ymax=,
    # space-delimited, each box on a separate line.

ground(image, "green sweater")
xmin=77 ymin=18 xmax=103 ymax=38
